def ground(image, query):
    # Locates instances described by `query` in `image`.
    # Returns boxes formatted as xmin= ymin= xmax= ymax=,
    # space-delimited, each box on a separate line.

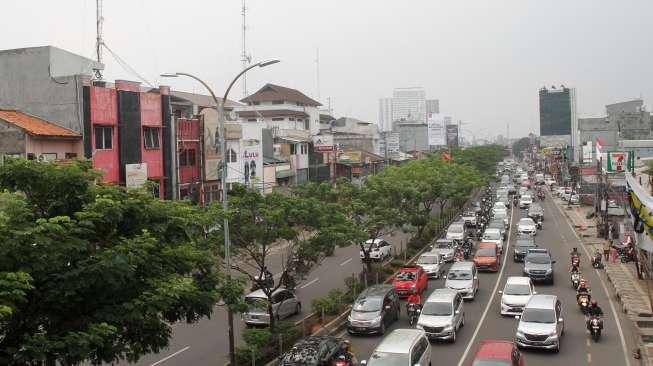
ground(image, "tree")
xmin=512 ymin=138 xmax=531 ymax=160
xmin=0 ymin=159 xmax=230 ymax=365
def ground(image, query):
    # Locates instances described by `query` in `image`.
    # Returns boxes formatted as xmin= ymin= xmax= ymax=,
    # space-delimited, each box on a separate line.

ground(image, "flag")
xmin=595 ymin=138 xmax=604 ymax=160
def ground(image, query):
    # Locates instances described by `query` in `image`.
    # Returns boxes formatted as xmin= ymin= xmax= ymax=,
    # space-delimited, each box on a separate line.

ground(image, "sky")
xmin=2 ymin=0 xmax=652 ymax=140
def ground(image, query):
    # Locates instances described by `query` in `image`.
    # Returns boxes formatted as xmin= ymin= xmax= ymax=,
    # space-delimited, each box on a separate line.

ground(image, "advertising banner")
xmin=242 ymin=140 xmax=262 ymax=185
xmin=125 ymin=163 xmax=148 ymax=188
xmin=312 ymin=135 xmax=335 ymax=152
xmin=446 ymin=124 xmax=459 ymax=147
xmin=427 ymin=113 xmax=446 ymax=146
xmin=607 ymin=151 xmax=634 ymax=173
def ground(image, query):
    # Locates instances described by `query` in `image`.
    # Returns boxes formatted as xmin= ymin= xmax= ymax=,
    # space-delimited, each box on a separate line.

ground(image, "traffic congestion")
xmin=276 ymin=159 xmax=634 ymax=366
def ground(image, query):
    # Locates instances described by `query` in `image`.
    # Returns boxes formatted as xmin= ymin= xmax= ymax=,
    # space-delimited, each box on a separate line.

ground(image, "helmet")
xmin=591 ymin=299 xmax=598 ymax=306
xmin=579 ymin=279 xmax=587 ymax=286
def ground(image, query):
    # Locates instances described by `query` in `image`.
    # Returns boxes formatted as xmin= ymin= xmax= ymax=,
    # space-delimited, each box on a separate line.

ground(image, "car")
xmin=392 ymin=265 xmax=428 ymax=298
xmin=361 ymin=329 xmax=431 ymax=366
xmin=474 ymin=242 xmax=500 ymax=272
xmin=444 ymin=261 xmax=479 ymax=300
xmin=347 ymin=285 xmax=400 ymax=335
xmin=499 ymin=276 xmax=535 ymax=316
xmin=488 ymin=220 xmax=507 ymax=240
xmin=431 ymin=239 xmax=455 ymax=262
xmin=471 ymin=340 xmax=525 ymax=366
xmin=360 ymin=238 xmax=392 ymax=261
xmin=527 ymin=203 xmax=544 ymax=221
xmin=523 ymin=249 xmax=555 ymax=284
xmin=446 ymin=223 xmax=467 ymax=241
xmin=569 ymin=194 xmax=579 ymax=205
xmin=493 ymin=211 xmax=509 ymax=229
xmin=507 ymin=184 xmax=517 ymax=195
xmin=462 ymin=210 xmax=478 ymax=227
xmin=517 ymin=218 xmax=537 ymax=236
xmin=545 ymin=178 xmax=556 ymax=186
xmin=416 ymin=252 xmax=445 ymax=278
xmin=472 ymin=201 xmax=483 ymax=214
xmin=280 ymin=336 xmax=346 ymax=366
xmin=242 ymin=288 xmax=301 ymax=325
xmin=554 ymin=187 xmax=565 ymax=197
xmin=481 ymin=228 xmax=504 ymax=253
xmin=492 ymin=202 xmax=507 ymax=212
xmin=519 ymin=195 xmax=532 ymax=209
xmin=515 ymin=295 xmax=564 ymax=352
xmin=416 ymin=289 xmax=465 ymax=342
xmin=513 ymin=237 xmax=537 ymax=262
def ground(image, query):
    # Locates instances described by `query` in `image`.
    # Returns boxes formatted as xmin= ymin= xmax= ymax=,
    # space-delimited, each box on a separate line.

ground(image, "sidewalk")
xmin=552 ymin=194 xmax=653 ymax=364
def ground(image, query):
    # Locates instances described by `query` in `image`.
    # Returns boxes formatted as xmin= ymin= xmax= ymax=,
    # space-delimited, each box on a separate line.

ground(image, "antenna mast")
xmin=241 ymin=0 xmax=251 ymax=98
xmin=316 ymin=48 xmax=321 ymax=102
xmin=95 ymin=0 xmax=104 ymax=79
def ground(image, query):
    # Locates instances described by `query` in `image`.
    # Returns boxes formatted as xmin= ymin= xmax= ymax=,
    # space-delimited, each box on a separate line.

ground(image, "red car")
xmin=392 ymin=265 xmax=428 ymax=298
xmin=474 ymin=242 xmax=500 ymax=272
xmin=471 ymin=339 xmax=524 ymax=366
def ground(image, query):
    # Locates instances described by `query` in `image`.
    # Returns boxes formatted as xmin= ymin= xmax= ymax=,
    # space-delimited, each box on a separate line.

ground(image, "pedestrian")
xmin=603 ymin=239 xmax=611 ymax=262
xmin=610 ymin=245 xmax=618 ymax=264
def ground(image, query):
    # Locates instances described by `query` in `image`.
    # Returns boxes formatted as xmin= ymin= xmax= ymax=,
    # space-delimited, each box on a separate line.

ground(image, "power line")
xmin=102 ymin=43 xmax=154 ymax=87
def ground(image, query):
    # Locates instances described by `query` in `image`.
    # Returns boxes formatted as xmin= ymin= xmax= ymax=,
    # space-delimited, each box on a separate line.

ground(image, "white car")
xmin=569 ymin=194 xmax=579 ymax=205
xmin=499 ymin=276 xmax=535 ymax=316
xmin=519 ymin=195 xmax=533 ymax=209
xmin=417 ymin=252 xmax=445 ymax=278
xmin=494 ymin=211 xmax=510 ymax=229
xmin=359 ymin=238 xmax=392 ymax=261
xmin=482 ymin=228 xmax=504 ymax=253
xmin=517 ymin=218 xmax=537 ymax=236
xmin=446 ymin=223 xmax=467 ymax=241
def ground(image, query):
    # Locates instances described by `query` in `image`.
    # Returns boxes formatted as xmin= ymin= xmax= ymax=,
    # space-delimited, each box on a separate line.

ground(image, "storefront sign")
xmin=607 ymin=151 xmax=634 ymax=173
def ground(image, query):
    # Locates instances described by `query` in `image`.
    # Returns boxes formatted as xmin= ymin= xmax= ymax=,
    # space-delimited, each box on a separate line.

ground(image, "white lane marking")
xmin=300 ymin=278 xmax=319 ymax=289
xmin=457 ymin=206 xmax=515 ymax=366
xmin=149 ymin=346 xmax=190 ymax=366
xmin=549 ymin=193 xmax=631 ymax=366
xmin=340 ymin=258 xmax=353 ymax=267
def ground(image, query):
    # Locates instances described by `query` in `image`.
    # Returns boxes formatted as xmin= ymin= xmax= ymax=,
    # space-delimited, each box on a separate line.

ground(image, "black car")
xmin=280 ymin=336 xmax=345 ymax=366
xmin=513 ymin=237 xmax=537 ymax=262
xmin=347 ymin=285 xmax=400 ymax=335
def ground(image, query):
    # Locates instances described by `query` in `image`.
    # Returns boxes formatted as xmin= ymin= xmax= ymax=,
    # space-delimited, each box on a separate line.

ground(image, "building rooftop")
xmin=170 ymin=90 xmax=241 ymax=109
xmin=241 ymin=84 xmax=321 ymax=107
xmin=0 ymin=109 xmax=81 ymax=138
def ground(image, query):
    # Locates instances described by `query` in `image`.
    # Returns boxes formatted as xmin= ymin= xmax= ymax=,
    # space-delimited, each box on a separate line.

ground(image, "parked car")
xmin=515 ymin=295 xmax=564 ymax=352
xmin=513 ymin=236 xmax=537 ymax=262
xmin=523 ymin=249 xmax=555 ymax=284
xmin=474 ymin=242 xmax=500 ymax=272
xmin=499 ymin=276 xmax=535 ymax=316
xmin=482 ymin=228 xmax=504 ymax=253
xmin=280 ymin=336 xmax=345 ymax=366
xmin=416 ymin=289 xmax=465 ymax=342
xmin=471 ymin=340 xmax=525 ymax=366
xmin=416 ymin=252 xmax=445 ymax=278
xmin=347 ymin=285 xmax=400 ymax=335
xmin=444 ymin=261 xmax=479 ymax=300
xmin=519 ymin=195 xmax=533 ymax=209
xmin=431 ymin=239 xmax=455 ymax=262
xmin=242 ymin=288 xmax=301 ymax=326
xmin=392 ymin=265 xmax=428 ymax=298
xmin=359 ymin=238 xmax=392 ymax=261
xmin=361 ymin=329 xmax=431 ymax=366
xmin=446 ymin=223 xmax=467 ymax=241
xmin=517 ymin=218 xmax=537 ymax=236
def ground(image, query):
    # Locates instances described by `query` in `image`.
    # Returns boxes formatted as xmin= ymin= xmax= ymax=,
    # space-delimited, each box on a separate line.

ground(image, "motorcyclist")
xmin=577 ymin=279 xmax=591 ymax=301
xmin=333 ymin=340 xmax=358 ymax=366
xmin=407 ymin=289 xmax=422 ymax=316
xmin=569 ymin=263 xmax=581 ymax=273
xmin=588 ymin=299 xmax=604 ymax=317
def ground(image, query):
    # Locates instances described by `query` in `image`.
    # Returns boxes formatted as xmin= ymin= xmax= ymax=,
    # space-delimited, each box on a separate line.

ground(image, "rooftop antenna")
xmin=95 ymin=0 xmax=104 ymax=79
xmin=241 ymin=0 xmax=252 ymax=98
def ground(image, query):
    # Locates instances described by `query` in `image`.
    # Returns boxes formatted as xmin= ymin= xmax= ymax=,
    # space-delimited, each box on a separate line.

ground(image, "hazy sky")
xmin=2 ymin=0 xmax=652 ymax=139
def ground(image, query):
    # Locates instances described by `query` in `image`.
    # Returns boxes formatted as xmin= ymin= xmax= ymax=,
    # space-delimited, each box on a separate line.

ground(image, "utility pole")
xmin=95 ymin=0 xmax=104 ymax=79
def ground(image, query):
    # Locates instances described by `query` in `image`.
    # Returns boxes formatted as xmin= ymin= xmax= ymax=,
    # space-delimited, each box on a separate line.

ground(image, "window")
xmin=290 ymin=144 xmax=297 ymax=155
xmin=288 ymin=117 xmax=295 ymax=121
xmin=300 ymin=144 xmax=307 ymax=154
xmin=272 ymin=100 xmax=284 ymax=105
xmin=94 ymin=126 xmax=113 ymax=150
xmin=410 ymin=338 xmax=428 ymax=365
xmin=271 ymin=117 xmax=284 ymax=121
xmin=143 ymin=127 xmax=160 ymax=149
xmin=247 ymin=118 xmax=257 ymax=122
xmin=226 ymin=148 xmax=237 ymax=163
xmin=304 ymin=119 xmax=310 ymax=130
xmin=179 ymin=149 xmax=196 ymax=167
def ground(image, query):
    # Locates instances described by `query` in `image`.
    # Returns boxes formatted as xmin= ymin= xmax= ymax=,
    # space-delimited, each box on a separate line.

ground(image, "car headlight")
xmin=516 ymin=330 xmax=525 ymax=338
xmin=523 ymin=269 xmax=530 ymax=274
xmin=548 ymin=332 xmax=558 ymax=339
xmin=443 ymin=324 xmax=454 ymax=331
xmin=411 ymin=285 xmax=416 ymax=290
xmin=371 ymin=316 xmax=382 ymax=325
xmin=546 ymin=269 xmax=553 ymax=274
xmin=416 ymin=324 xmax=423 ymax=330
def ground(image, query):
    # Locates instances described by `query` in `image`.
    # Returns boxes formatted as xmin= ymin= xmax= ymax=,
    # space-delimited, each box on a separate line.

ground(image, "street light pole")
xmin=162 ymin=59 xmax=279 ymax=366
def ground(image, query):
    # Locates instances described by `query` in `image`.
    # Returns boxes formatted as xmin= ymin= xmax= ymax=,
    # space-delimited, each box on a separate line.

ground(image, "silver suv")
xmin=416 ymin=289 xmax=465 ymax=342
xmin=523 ymin=249 xmax=555 ymax=284
xmin=515 ymin=294 xmax=564 ymax=352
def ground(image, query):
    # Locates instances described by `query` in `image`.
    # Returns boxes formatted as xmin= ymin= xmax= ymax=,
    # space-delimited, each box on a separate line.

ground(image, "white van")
xmin=361 ymin=329 xmax=431 ymax=366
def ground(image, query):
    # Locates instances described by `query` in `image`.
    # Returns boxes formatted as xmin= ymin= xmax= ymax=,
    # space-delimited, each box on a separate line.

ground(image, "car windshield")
xmin=447 ymin=270 xmax=472 ymax=280
xmin=476 ymin=248 xmax=496 ymax=257
xmin=504 ymin=284 xmax=531 ymax=295
xmin=395 ymin=271 xmax=416 ymax=281
xmin=516 ymin=240 xmax=535 ymax=248
xmin=494 ymin=212 xmax=506 ymax=219
xmin=436 ymin=242 xmax=452 ymax=249
xmin=483 ymin=231 xmax=501 ymax=240
xmin=472 ymin=360 xmax=511 ymax=366
xmin=489 ymin=223 xmax=503 ymax=230
xmin=521 ymin=308 xmax=555 ymax=323
xmin=519 ymin=219 xmax=534 ymax=226
xmin=526 ymin=254 xmax=551 ymax=264
xmin=418 ymin=255 xmax=440 ymax=264
xmin=353 ymin=297 xmax=382 ymax=312
xmin=422 ymin=301 xmax=452 ymax=316
xmin=464 ymin=211 xmax=475 ymax=217
xmin=246 ymin=297 xmax=268 ymax=311
xmin=449 ymin=225 xmax=464 ymax=233
xmin=521 ymin=195 xmax=532 ymax=200
xmin=367 ymin=352 xmax=409 ymax=366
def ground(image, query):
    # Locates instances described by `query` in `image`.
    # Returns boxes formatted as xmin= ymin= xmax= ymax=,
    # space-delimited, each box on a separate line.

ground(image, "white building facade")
xmin=378 ymin=97 xmax=393 ymax=132
xmin=392 ymin=87 xmax=426 ymax=123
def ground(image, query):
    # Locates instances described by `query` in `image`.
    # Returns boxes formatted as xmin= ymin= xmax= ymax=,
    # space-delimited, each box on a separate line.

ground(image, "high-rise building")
xmin=426 ymin=99 xmax=439 ymax=116
xmin=392 ymin=87 xmax=426 ymax=122
xmin=539 ymin=86 xmax=578 ymax=160
xmin=378 ymin=98 xmax=393 ymax=132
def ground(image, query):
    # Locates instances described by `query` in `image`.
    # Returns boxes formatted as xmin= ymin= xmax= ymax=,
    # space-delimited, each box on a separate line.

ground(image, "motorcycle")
xmin=588 ymin=315 xmax=603 ymax=342
xmin=332 ymin=354 xmax=354 ymax=366
xmin=577 ymin=292 xmax=591 ymax=314
xmin=570 ymin=272 xmax=581 ymax=290
xmin=407 ymin=303 xmax=421 ymax=326
xmin=570 ymin=254 xmax=580 ymax=268
xmin=592 ymin=251 xmax=604 ymax=269
xmin=535 ymin=218 xmax=543 ymax=230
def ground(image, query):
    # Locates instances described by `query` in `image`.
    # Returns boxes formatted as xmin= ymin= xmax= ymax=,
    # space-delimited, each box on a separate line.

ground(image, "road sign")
xmin=607 ymin=151 xmax=634 ymax=173
xmin=312 ymin=135 xmax=334 ymax=152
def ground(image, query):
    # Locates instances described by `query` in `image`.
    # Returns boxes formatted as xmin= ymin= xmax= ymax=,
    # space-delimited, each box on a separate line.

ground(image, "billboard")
xmin=312 ymin=135 xmax=335 ymax=152
xmin=125 ymin=163 xmax=148 ymax=188
xmin=427 ymin=113 xmax=446 ymax=146
xmin=387 ymin=132 xmax=400 ymax=157
xmin=607 ymin=151 xmax=634 ymax=173
xmin=446 ymin=124 xmax=459 ymax=147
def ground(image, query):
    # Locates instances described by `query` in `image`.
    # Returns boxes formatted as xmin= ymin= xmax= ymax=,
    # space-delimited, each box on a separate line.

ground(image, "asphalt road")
xmin=127 ymin=229 xmax=413 ymax=366
xmin=344 ymin=190 xmax=639 ymax=366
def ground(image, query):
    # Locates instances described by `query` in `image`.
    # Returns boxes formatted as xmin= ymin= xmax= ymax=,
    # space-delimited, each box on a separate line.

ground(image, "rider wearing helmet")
xmin=407 ymin=288 xmax=422 ymax=315
xmin=334 ymin=340 xmax=358 ymax=366
xmin=576 ymin=278 xmax=591 ymax=300
xmin=569 ymin=263 xmax=580 ymax=273
xmin=588 ymin=300 xmax=604 ymax=317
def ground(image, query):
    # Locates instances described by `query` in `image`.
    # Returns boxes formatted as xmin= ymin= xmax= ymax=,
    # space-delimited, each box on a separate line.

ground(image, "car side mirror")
xmin=443 ymin=275 xmax=447 ymax=279
xmin=385 ymin=305 xmax=391 ymax=310
xmin=514 ymin=315 xmax=521 ymax=320
xmin=361 ymin=361 xmax=367 ymax=366
xmin=551 ymin=260 xmax=556 ymax=264
xmin=474 ymin=276 xmax=478 ymax=280
xmin=498 ymin=290 xmax=503 ymax=294
xmin=558 ymin=317 xmax=564 ymax=323
xmin=417 ymin=309 xmax=421 ymax=313
xmin=533 ymin=291 xmax=537 ymax=295
xmin=455 ymin=310 xmax=460 ymax=315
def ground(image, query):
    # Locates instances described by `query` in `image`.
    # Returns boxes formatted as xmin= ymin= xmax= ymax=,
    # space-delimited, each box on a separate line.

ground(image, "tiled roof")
xmin=241 ymin=84 xmax=322 ymax=107
xmin=0 ymin=109 xmax=81 ymax=138
xmin=170 ymin=90 xmax=242 ymax=109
